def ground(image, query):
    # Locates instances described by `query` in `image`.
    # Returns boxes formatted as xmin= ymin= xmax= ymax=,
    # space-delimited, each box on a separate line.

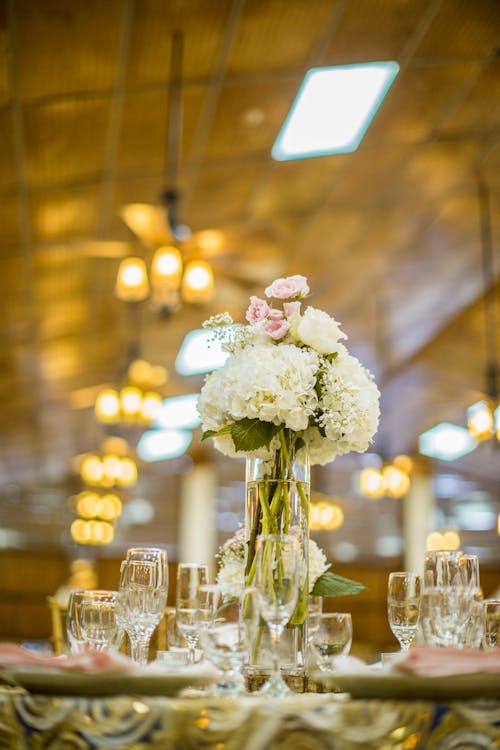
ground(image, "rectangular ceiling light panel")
xmin=272 ymin=61 xmax=399 ymax=161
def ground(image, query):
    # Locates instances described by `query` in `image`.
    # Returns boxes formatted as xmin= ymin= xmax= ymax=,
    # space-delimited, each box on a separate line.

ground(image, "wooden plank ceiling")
xmin=0 ymin=0 xmax=499 ymax=556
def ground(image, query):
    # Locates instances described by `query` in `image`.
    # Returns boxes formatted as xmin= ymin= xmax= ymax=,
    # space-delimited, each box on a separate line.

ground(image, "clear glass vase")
xmin=244 ymin=428 xmax=310 ymax=676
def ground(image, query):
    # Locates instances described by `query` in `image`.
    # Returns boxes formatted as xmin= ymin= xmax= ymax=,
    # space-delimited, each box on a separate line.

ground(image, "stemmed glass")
xmin=119 ymin=559 xmax=168 ymax=665
xmin=387 ymin=572 xmax=421 ymax=651
xmin=175 ymin=563 xmax=209 ymax=664
xmin=196 ymin=584 xmax=248 ymax=695
xmin=79 ymin=590 xmax=121 ymax=652
xmin=254 ymin=533 xmax=299 ymax=697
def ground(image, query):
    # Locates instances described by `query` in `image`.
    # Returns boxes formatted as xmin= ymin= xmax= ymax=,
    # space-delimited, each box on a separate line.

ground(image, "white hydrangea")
xmin=216 ymin=532 xmax=330 ymax=596
xmin=198 ymin=342 xmax=319 ymax=442
xmin=197 ymin=276 xmax=380 ymax=466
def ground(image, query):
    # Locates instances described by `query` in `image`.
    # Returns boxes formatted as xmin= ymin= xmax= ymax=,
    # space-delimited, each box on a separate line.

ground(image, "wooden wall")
xmin=1 ymin=549 xmax=498 ymax=661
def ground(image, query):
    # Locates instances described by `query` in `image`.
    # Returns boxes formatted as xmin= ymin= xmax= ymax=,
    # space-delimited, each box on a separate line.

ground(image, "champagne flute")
xmin=254 ymin=533 xmax=299 ymax=697
xmin=175 ymin=563 xmax=209 ymax=664
xmin=119 ymin=559 xmax=166 ymax=664
xmin=387 ymin=572 xmax=421 ymax=651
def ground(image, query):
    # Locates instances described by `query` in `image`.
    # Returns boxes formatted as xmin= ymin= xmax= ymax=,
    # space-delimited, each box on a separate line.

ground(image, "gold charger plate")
xmin=312 ymin=670 xmax=500 ymax=700
xmin=0 ymin=667 xmax=216 ymax=697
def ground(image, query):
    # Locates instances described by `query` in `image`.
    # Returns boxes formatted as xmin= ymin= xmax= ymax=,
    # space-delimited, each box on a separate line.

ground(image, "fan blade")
xmin=36 ymin=239 xmax=131 ymax=259
xmin=120 ymin=203 xmax=173 ymax=246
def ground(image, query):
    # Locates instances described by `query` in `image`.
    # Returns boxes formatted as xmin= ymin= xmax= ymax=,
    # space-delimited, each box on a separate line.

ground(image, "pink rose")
xmin=263 ymin=318 xmax=290 ymax=340
xmin=268 ymin=308 xmax=283 ymax=321
xmin=246 ymin=296 xmax=270 ymax=324
xmin=283 ymin=301 xmax=301 ymax=317
xmin=264 ymin=275 xmax=310 ymax=300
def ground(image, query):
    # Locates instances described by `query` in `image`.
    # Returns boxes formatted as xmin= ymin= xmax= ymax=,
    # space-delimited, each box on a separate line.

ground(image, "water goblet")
xmin=125 ymin=547 xmax=169 ymax=590
xmin=312 ymin=613 xmax=353 ymax=671
xmin=254 ymin=533 xmax=299 ymax=696
xmin=387 ymin=572 xmax=421 ymax=651
xmin=79 ymin=590 xmax=120 ymax=652
xmin=175 ymin=562 xmax=209 ymax=664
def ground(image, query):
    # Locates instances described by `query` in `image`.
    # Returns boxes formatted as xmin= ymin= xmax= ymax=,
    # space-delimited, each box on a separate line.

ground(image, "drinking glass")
xmin=421 ymin=587 xmax=473 ymax=648
xmin=312 ymin=613 xmax=353 ymax=671
xmin=458 ymin=554 xmax=480 ymax=589
xmin=483 ymin=599 xmax=500 ymax=649
xmin=196 ymin=584 xmax=247 ymax=695
xmin=307 ymin=596 xmax=323 ymax=645
xmin=66 ymin=590 xmax=90 ymax=654
xmin=254 ymin=533 xmax=299 ymax=696
xmin=459 ymin=594 xmax=485 ymax=649
xmin=387 ymin=572 xmax=421 ymax=651
xmin=119 ymin=559 xmax=167 ymax=665
xmin=175 ymin=562 xmax=209 ymax=664
xmin=79 ymin=590 xmax=121 ymax=652
xmin=423 ymin=550 xmax=464 ymax=588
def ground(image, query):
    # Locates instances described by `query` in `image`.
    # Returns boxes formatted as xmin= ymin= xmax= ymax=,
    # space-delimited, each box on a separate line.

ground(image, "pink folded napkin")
xmin=395 ymin=646 xmax=500 ymax=677
xmin=0 ymin=643 xmax=132 ymax=673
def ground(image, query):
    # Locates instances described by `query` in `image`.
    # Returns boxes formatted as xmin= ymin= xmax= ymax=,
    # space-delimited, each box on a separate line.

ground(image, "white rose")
xmin=297 ymin=307 xmax=347 ymax=354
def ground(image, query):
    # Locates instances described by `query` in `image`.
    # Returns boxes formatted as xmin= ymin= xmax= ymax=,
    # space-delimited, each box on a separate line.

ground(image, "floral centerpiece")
xmin=197 ymin=274 xmax=380 ymax=672
xmin=216 ymin=527 xmax=365 ymax=600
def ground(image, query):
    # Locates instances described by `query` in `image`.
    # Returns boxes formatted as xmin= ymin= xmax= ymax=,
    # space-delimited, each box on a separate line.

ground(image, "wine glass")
xmin=387 ymin=572 xmax=421 ymax=651
xmin=79 ymin=590 xmax=121 ymax=652
xmin=312 ymin=612 xmax=353 ymax=671
xmin=175 ymin=562 xmax=209 ymax=664
xmin=196 ymin=584 xmax=247 ymax=695
xmin=125 ymin=547 xmax=169 ymax=590
xmin=119 ymin=559 xmax=167 ymax=665
xmin=254 ymin=533 xmax=299 ymax=697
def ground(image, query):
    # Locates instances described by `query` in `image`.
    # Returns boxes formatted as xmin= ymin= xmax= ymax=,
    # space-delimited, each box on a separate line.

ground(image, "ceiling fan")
xmin=117 ymin=31 xmax=283 ymax=298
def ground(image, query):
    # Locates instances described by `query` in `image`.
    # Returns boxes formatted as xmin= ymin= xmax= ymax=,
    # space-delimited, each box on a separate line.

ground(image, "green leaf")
xmin=201 ymin=424 xmax=232 ymax=441
xmin=311 ymin=572 xmax=365 ymax=597
xmin=231 ymin=418 xmax=281 ymax=452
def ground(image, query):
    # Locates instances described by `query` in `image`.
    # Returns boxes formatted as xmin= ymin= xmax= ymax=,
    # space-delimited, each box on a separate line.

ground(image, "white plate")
xmin=312 ymin=670 xmax=500 ymax=700
xmin=1 ymin=667 xmax=216 ymax=696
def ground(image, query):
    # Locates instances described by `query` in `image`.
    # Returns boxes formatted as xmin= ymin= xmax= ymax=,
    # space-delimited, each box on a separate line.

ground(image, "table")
xmin=1 ymin=687 xmax=499 ymax=749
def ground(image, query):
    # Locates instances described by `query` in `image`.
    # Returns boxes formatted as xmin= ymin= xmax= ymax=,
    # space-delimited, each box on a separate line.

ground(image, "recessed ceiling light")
xmin=419 ymin=423 xmax=477 ymax=462
xmin=272 ymin=61 xmax=399 ymax=161
xmin=175 ymin=328 xmax=229 ymax=376
xmin=137 ymin=429 xmax=192 ymax=462
xmin=154 ymin=393 xmax=201 ymax=430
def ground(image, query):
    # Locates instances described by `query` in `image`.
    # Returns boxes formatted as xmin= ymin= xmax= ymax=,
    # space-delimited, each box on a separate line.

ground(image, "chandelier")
xmin=466 ymin=175 xmax=499 ymax=445
xmin=71 ymin=437 xmax=135 ymax=546
xmin=359 ymin=454 xmax=412 ymax=499
xmin=114 ymin=248 xmax=214 ymax=313
xmin=94 ymin=358 xmax=167 ymax=427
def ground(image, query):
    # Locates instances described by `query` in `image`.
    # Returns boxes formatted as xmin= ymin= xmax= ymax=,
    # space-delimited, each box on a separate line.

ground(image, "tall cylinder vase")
xmin=244 ymin=428 xmax=310 ymax=677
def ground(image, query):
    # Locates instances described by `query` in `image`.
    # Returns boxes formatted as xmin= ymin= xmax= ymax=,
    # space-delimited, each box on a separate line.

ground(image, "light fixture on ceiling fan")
xmin=466 ymin=174 xmax=499 ymax=445
xmin=115 ymin=31 xmax=215 ymax=313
